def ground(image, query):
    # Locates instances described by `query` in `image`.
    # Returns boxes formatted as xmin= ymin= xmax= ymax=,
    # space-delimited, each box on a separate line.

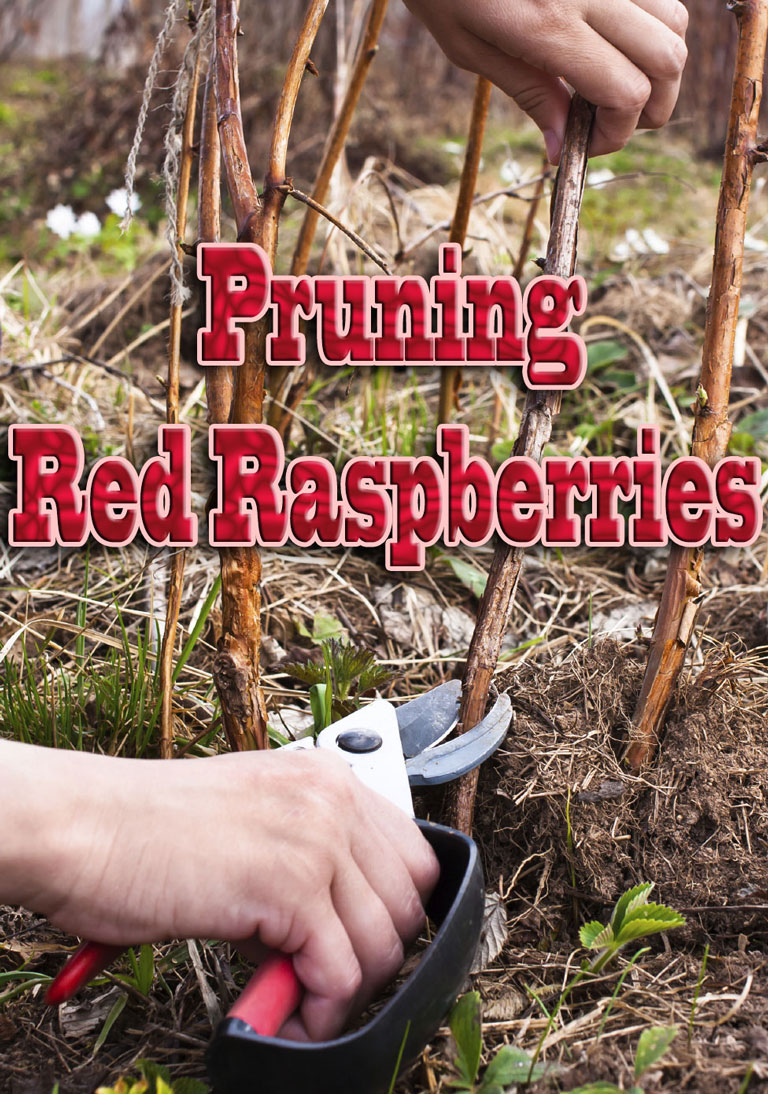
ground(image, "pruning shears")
xmin=46 ymin=682 xmax=513 ymax=1094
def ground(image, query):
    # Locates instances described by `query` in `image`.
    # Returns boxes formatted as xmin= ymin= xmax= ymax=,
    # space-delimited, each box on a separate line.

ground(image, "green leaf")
xmin=357 ymin=661 xmax=393 ymax=695
xmin=137 ymin=1061 xmax=172 ymax=1086
xmin=634 ymin=1025 xmax=678 ymax=1079
xmin=481 ymin=1044 xmax=550 ymax=1087
xmin=610 ymin=883 xmax=654 ymax=933
xmin=580 ymin=920 xmax=609 ymax=949
xmin=728 ymin=432 xmax=755 ymax=457
xmin=738 ymin=408 xmax=768 ymax=439
xmin=93 ymin=993 xmax=127 ymax=1054
xmin=171 ymin=1081 xmax=209 ymax=1094
xmin=614 ymin=916 xmax=684 ymax=946
xmin=310 ymin=612 xmax=347 ymax=643
xmin=615 ymin=904 xmax=685 ymax=945
xmin=450 ymin=992 xmax=483 ymax=1085
xmin=602 ymin=368 xmax=638 ymax=390
xmin=561 ymin=1085 xmax=624 ymax=1094
xmin=310 ymin=683 xmax=329 ymax=733
xmin=137 ymin=943 xmax=154 ymax=995
xmin=282 ymin=660 xmax=326 ymax=687
xmin=440 ymin=556 xmax=488 ymax=599
xmin=587 ymin=340 xmax=629 ymax=372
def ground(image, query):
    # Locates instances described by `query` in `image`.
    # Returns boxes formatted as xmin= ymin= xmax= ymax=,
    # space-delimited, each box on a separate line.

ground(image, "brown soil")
xmin=3 ymin=624 xmax=767 ymax=1093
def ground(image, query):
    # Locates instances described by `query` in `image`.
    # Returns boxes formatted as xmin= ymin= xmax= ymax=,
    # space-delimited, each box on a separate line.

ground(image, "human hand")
xmin=404 ymin=0 xmax=689 ymax=162
xmin=3 ymin=742 xmax=439 ymax=1042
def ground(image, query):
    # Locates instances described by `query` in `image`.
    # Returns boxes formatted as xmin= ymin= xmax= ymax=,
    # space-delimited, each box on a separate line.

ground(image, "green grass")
xmin=1 ymin=617 xmax=162 ymax=755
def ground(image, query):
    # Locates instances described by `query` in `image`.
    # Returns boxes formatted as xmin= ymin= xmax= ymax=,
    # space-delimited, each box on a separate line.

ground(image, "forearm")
xmin=1 ymin=739 xmax=76 ymax=908
xmin=0 ymin=741 xmax=146 ymax=921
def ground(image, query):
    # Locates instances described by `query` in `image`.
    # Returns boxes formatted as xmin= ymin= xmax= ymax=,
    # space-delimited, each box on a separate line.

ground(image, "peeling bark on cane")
xmin=211 ymin=0 xmax=330 ymax=751
xmin=626 ymin=0 xmax=768 ymax=773
xmin=443 ymin=95 xmax=595 ymax=836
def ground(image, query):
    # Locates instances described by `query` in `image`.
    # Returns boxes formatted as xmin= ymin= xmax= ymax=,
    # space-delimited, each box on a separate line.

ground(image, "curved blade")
xmin=405 ymin=693 xmax=512 ymax=787
xmin=395 ymin=679 xmax=462 ymax=758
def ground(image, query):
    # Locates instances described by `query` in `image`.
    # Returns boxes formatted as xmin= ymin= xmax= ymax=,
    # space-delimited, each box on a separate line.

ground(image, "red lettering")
xmin=209 ymin=425 xmax=287 ymax=546
xmin=9 ymin=425 xmax=87 ymax=545
xmin=197 ymin=243 xmax=271 ymax=366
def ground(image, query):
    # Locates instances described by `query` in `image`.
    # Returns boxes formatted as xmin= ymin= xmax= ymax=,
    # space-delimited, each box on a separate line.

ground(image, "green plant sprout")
xmin=447 ymin=992 xmax=554 ymax=1094
xmin=284 ymin=638 xmax=393 ymax=734
xmin=579 ymin=883 xmax=686 ymax=974
xmin=443 ymin=883 xmax=685 ymax=1087
xmin=563 ymin=1024 xmax=679 ymax=1094
xmin=449 ymin=996 xmax=679 ymax=1094
xmin=95 ymin=1059 xmax=208 ymax=1094
xmin=688 ymin=943 xmax=709 ymax=1046
xmin=525 ymin=883 xmax=684 ymax=1080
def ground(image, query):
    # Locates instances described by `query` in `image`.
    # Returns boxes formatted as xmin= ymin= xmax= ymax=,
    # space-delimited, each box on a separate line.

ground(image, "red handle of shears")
xmin=46 ymin=941 xmax=302 ymax=1035
xmin=44 ymin=941 xmax=124 ymax=1005
xmin=227 ymin=952 xmax=302 ymax=1036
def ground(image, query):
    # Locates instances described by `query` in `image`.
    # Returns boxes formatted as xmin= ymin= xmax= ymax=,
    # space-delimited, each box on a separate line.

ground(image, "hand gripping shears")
xmin=46 ymin=682 xmax=513 ymax=1094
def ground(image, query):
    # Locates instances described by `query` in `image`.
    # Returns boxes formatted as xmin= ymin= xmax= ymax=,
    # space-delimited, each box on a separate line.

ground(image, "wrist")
xmin=2 ymin=741 xmax=69 ymax=908
xmin=0 ymin=741 xmax=117 ymax=918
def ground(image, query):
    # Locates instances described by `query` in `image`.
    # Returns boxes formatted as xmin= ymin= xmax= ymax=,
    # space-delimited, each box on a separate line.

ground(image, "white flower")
xmin=441 ymin=140 xmax=465 ymax=157
xmin=106 ymin=188 xmax=142 ymax=217
xmin=75 ymin=212 xmax=101 ymax=237
xmin=610 ymin=227 xmax=670 ymax=262
xmin=587 ymin=168 xmax=615 ymax=187
xmin=499 ymin=158 xmax=521 ymax=185
xmin=642 ymin=228 xmax=670 ymax=255
xmin=45 ymin=204 xmax=79 ymax=239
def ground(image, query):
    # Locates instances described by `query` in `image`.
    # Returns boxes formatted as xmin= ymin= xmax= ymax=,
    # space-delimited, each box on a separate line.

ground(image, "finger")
xmin=296 ymin=882 xmax=401 ymax=1042
xmin=351 ymin=822 xmax=427 ymax=942
xmin=288 ymin=906 xmax=363 ymax=1041
xmin=461 ymin=21 xmax=651 ymax=159
xmin=361 ymin=792 xmax=440 ymax=905
xmin=277 ymin=1013 xmax=312 ymax=1042
xmin=533 ymin=23 xmax=651 ymax=158
xmin=587 ymin=0 xmax=687 ymax=130
xmin=443 ymin=31 xmax=572 ymax=163
xmin=330 ymin=863 xmax=405 ymax=1012
xmin=627 ymin=0 xmax=689 ymax=36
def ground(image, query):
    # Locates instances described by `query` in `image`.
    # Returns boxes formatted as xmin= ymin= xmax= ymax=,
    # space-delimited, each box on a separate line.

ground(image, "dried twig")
xmin=443 ymin=95 xmax=595 ymax=834
xmin=513 ymin=155 xmax=551 ymax=282
xmin=626 ymin=0 xmax=768 ymax=771
xmin=158 ymin=30 xmax=204 ymax=759
xmin=269 ymin=0 xmax=389 ymax=433
xmin=280 ymin=184 xmax=391 ymax=271
xmin=437 ymin=77 xmax=492 ymax=426
xmin=200 ymin=63 xmax=232 ymax=426
xmin=487 ymin=154 xmax=551 ymax=456
xmin=290 ymin=0 xmax=388 ymax=275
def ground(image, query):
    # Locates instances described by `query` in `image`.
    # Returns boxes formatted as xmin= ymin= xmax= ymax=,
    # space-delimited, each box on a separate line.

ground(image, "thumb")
xmin=457 ymin=36 xmax=572 ymax=164
xmin=503 ymin=64 xmax=572 ymax=165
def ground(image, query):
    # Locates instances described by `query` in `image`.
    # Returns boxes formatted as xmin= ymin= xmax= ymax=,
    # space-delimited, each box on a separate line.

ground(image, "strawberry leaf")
xmin=610 ymin=883 xmax=654 ymax=933
xmin=634 ymin=1025 xmax=678 ymax=1078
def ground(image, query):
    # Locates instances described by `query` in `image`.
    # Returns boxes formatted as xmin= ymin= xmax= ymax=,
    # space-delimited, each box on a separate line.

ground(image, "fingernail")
xmin=543 ymin=129 xmax=561 ymax=165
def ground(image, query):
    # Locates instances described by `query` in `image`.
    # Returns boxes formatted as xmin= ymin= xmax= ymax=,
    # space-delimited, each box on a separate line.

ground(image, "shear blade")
xmin=405 ymin=693 xmax=512 ymax=786
xmin=395 ymin=679 xmax=462 ymax=758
